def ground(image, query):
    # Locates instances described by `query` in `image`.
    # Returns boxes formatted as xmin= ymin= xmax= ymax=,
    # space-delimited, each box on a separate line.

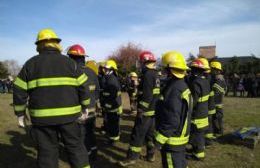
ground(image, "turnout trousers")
xmin=127 ymin=115 xmax=155 ymax=160
xmin=205 ymin=114 xmax=216 ymax=143
xmin=31 ymin=121 xmax=89 ymax=168
xmin=161 ymin=148 xmax=187 ymax=168
xmin=81 ymin=116 xmax=97 ymax=163
xmin=105 ymin=112 xmax=121 ymax=141
xmin=190 ymin=123 xmax=206 ymax=159
xmin=213 ymin=107 xmax=224 ymax=136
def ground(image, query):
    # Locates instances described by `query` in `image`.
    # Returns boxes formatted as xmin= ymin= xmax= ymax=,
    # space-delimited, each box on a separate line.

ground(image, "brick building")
xmin=199 ymin=45 xmax=216 ymax=60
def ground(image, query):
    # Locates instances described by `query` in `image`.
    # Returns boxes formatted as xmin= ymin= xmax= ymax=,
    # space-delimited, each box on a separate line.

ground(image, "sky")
xmin=0 ymin=0 xmax=260 ymax=65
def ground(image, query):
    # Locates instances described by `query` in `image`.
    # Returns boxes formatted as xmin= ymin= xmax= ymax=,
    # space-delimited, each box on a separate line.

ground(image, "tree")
xmin=108 ymin=42 xmax=143 ymax=75
xmin=229 ymin=56 xmax=240 ymax=74
xmin=251 ymin=58 xmax=260 ymax=74
xmin=0 ymin=61 xmax=9 ymax=78
xmin=3 ymin=60 xmax=21 ymax=77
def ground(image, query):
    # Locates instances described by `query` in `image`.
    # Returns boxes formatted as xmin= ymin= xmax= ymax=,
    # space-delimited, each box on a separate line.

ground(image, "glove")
xmin=18 ymin=115 xmax=25 ymax=128
xmin=77 ymin=109 xmax=89 ymax=124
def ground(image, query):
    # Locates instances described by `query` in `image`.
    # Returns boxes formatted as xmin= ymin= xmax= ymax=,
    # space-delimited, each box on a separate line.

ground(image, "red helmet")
xmin=191 ymin=59 xmax=204 ymax=69
xmin=67 ymin=44 xmax=86 ymax=57
xmin=139 ymin=51 xmax=156 ymax=63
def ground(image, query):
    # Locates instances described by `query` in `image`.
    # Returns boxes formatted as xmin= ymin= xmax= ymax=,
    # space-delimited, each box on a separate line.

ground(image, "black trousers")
xmin=161 ymin=148 xmax=187 ymax=168
xmin=127 ymin=116 xmax=155 ymax=159
xmin=31 ymin=122 xmax=89 ymax=168
xmin=81 ymin=117 xmax=97 ymax=163
xmin=205 ymin=114 xmax=215 ymax=140
xmin=105 ymin=112 xmax=120 ymax=141
xmin=213 ymin=108 xmax=224 ymax=135
xmin=190 ymin=124 xmax=206 ymax=158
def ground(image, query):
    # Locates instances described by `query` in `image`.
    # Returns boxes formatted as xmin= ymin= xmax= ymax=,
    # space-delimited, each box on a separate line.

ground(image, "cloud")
xmin=0 ymin=0 xmax=260 ymax=65
xmin=137 ymin=22 xmax=260 ymax=58
xmin=107 ymin=0 xmax=260 ymax=58
xmin=129 ymin=0 xmax=260 ymax=33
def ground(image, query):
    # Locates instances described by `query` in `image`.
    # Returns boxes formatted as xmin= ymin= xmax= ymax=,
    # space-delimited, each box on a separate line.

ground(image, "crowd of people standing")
xmin=12 ymin=28 xmax=228 ymax=168
xmin=225 ymin=73 xmax=260 ymax=97
xmin=0 ymin=77 xmax=13 ymax=93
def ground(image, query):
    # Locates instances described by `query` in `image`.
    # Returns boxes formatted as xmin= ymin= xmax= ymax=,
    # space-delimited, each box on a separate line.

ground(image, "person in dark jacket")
xmin=154 ymin=51 xmax=192 ymax=168
xmin=210 ymin=61 xmax=226 ymax=137
xmin=195 ymin=58 xmax=217 ymax=146
xmin=188 ymin=58 xmax=210 ymax=160
xmin=119 ymin=51 xmax=160 ymax=167
xmin=126 ymin=72 xmax=139 ymax=114
xmin=102 ymin=59 xmax=122 ymax=144
xmin=13 ymin=29 xmax=90 ymax=168
xmin=98 ymin=62 xmax=107 ymax=134
xmin=201 ymin=58 xmax=217 ymax=146
xmin=67 ymin=44 xmax=100 ymax=164
xmin=98 ymin=62 xmax=106 ymax=111
xmin=0 ymin=79 xmax=4 ymax=93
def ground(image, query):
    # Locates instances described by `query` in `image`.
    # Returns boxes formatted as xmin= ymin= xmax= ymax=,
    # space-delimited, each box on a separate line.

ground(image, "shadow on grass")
xmin=217 ymin=133 xmax=235 ymax=144
xmin=59 ymin=132 xmax=128 ymax=167
xmin=121 ymin=114 xmax=136 ymax=122
xmin=0 ymin=130 xmax=37 ymax=168
xmin=89 ymin=115 xmax=136 ymax=168
xmin=1 ymin=113 xmax=135 ymax=168
xmin=119 ymin=125 xmax=132 ymax=144
xmin=217 ymin=133 xmax=257 ymax=149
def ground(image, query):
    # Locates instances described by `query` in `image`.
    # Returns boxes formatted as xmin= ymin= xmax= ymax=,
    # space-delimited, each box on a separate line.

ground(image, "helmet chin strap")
xmin=145 ymin=62 xmax=156 ymax=69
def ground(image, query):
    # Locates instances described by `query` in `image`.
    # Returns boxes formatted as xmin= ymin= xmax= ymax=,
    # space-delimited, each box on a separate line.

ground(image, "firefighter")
xmin=200 ymin=58 xmax=217 ymax=145
xmin=98 ymin=62 xmax=107 ymax=134
xmin=210 ymin=61 xmax=226 ymax=137
xmin=119 ymin=51 xmax=160 ymax=167
xmin=188 ymin=58 xmax=210 ymax=160
xmin=127 ymin=72 xmax=139 ymax=114
xmin=154 ymin=51 xmax=192 ymax=168
xmin=13 ymin=29 xmax=90 ymax=168
xmin=102 ymin=59 xmax=122 ymax=144
xmin=98 ymin=62 xmax=106 ymax=115
xmin=86 ymin=60 xmax=99 ymax=76
xmin=67 ymin=44 xmax=100 ymax=164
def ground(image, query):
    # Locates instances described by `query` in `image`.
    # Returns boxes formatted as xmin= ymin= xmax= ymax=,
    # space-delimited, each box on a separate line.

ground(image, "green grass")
xmin=0 ymin=94 xmax=259 ymax=168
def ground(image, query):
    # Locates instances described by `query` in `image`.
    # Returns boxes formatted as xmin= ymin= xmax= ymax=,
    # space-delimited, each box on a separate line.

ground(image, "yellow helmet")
xmin=161 ymin=51 xmax=188 ymax=78
xmin=210 ymin=61 xmax=222 ymax=71
xmin=162 ymin=51 xmax=189 ymax=70
xmin=35 ymin=28 xmax=61 ymax=44
xmin=105 ymin=59 xmax=118 ymax=70
xmin=86 ymin=60 xmax=99 ymax=75
xmin=170 ymin=69 xmax=187 ymax=79
xmin=129 ymin=72 xmax=138 ymax=77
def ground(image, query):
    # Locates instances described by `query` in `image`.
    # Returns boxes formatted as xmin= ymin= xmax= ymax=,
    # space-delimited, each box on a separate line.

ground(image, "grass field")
xmin=0 ymin=93 xmax=260 ymax=168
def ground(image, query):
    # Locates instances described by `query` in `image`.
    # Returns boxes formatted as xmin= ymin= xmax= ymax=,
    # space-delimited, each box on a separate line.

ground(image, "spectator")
xmin=252 ymin=76 xmax=258 ymax=97
xmin=0 ymin=79 xmax=3 ymax=93
xmin=237 ymin=76 xmax=245 ymax=97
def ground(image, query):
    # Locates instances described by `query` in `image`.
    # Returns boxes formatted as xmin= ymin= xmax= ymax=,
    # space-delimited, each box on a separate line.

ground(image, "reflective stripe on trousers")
xmin=166 ymin=152 xmax=174 ymax=168
xmin=130 ymin=146 xmax=142 ymax=153
xmin=191 ymin=117 xmax=209 ymax=129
